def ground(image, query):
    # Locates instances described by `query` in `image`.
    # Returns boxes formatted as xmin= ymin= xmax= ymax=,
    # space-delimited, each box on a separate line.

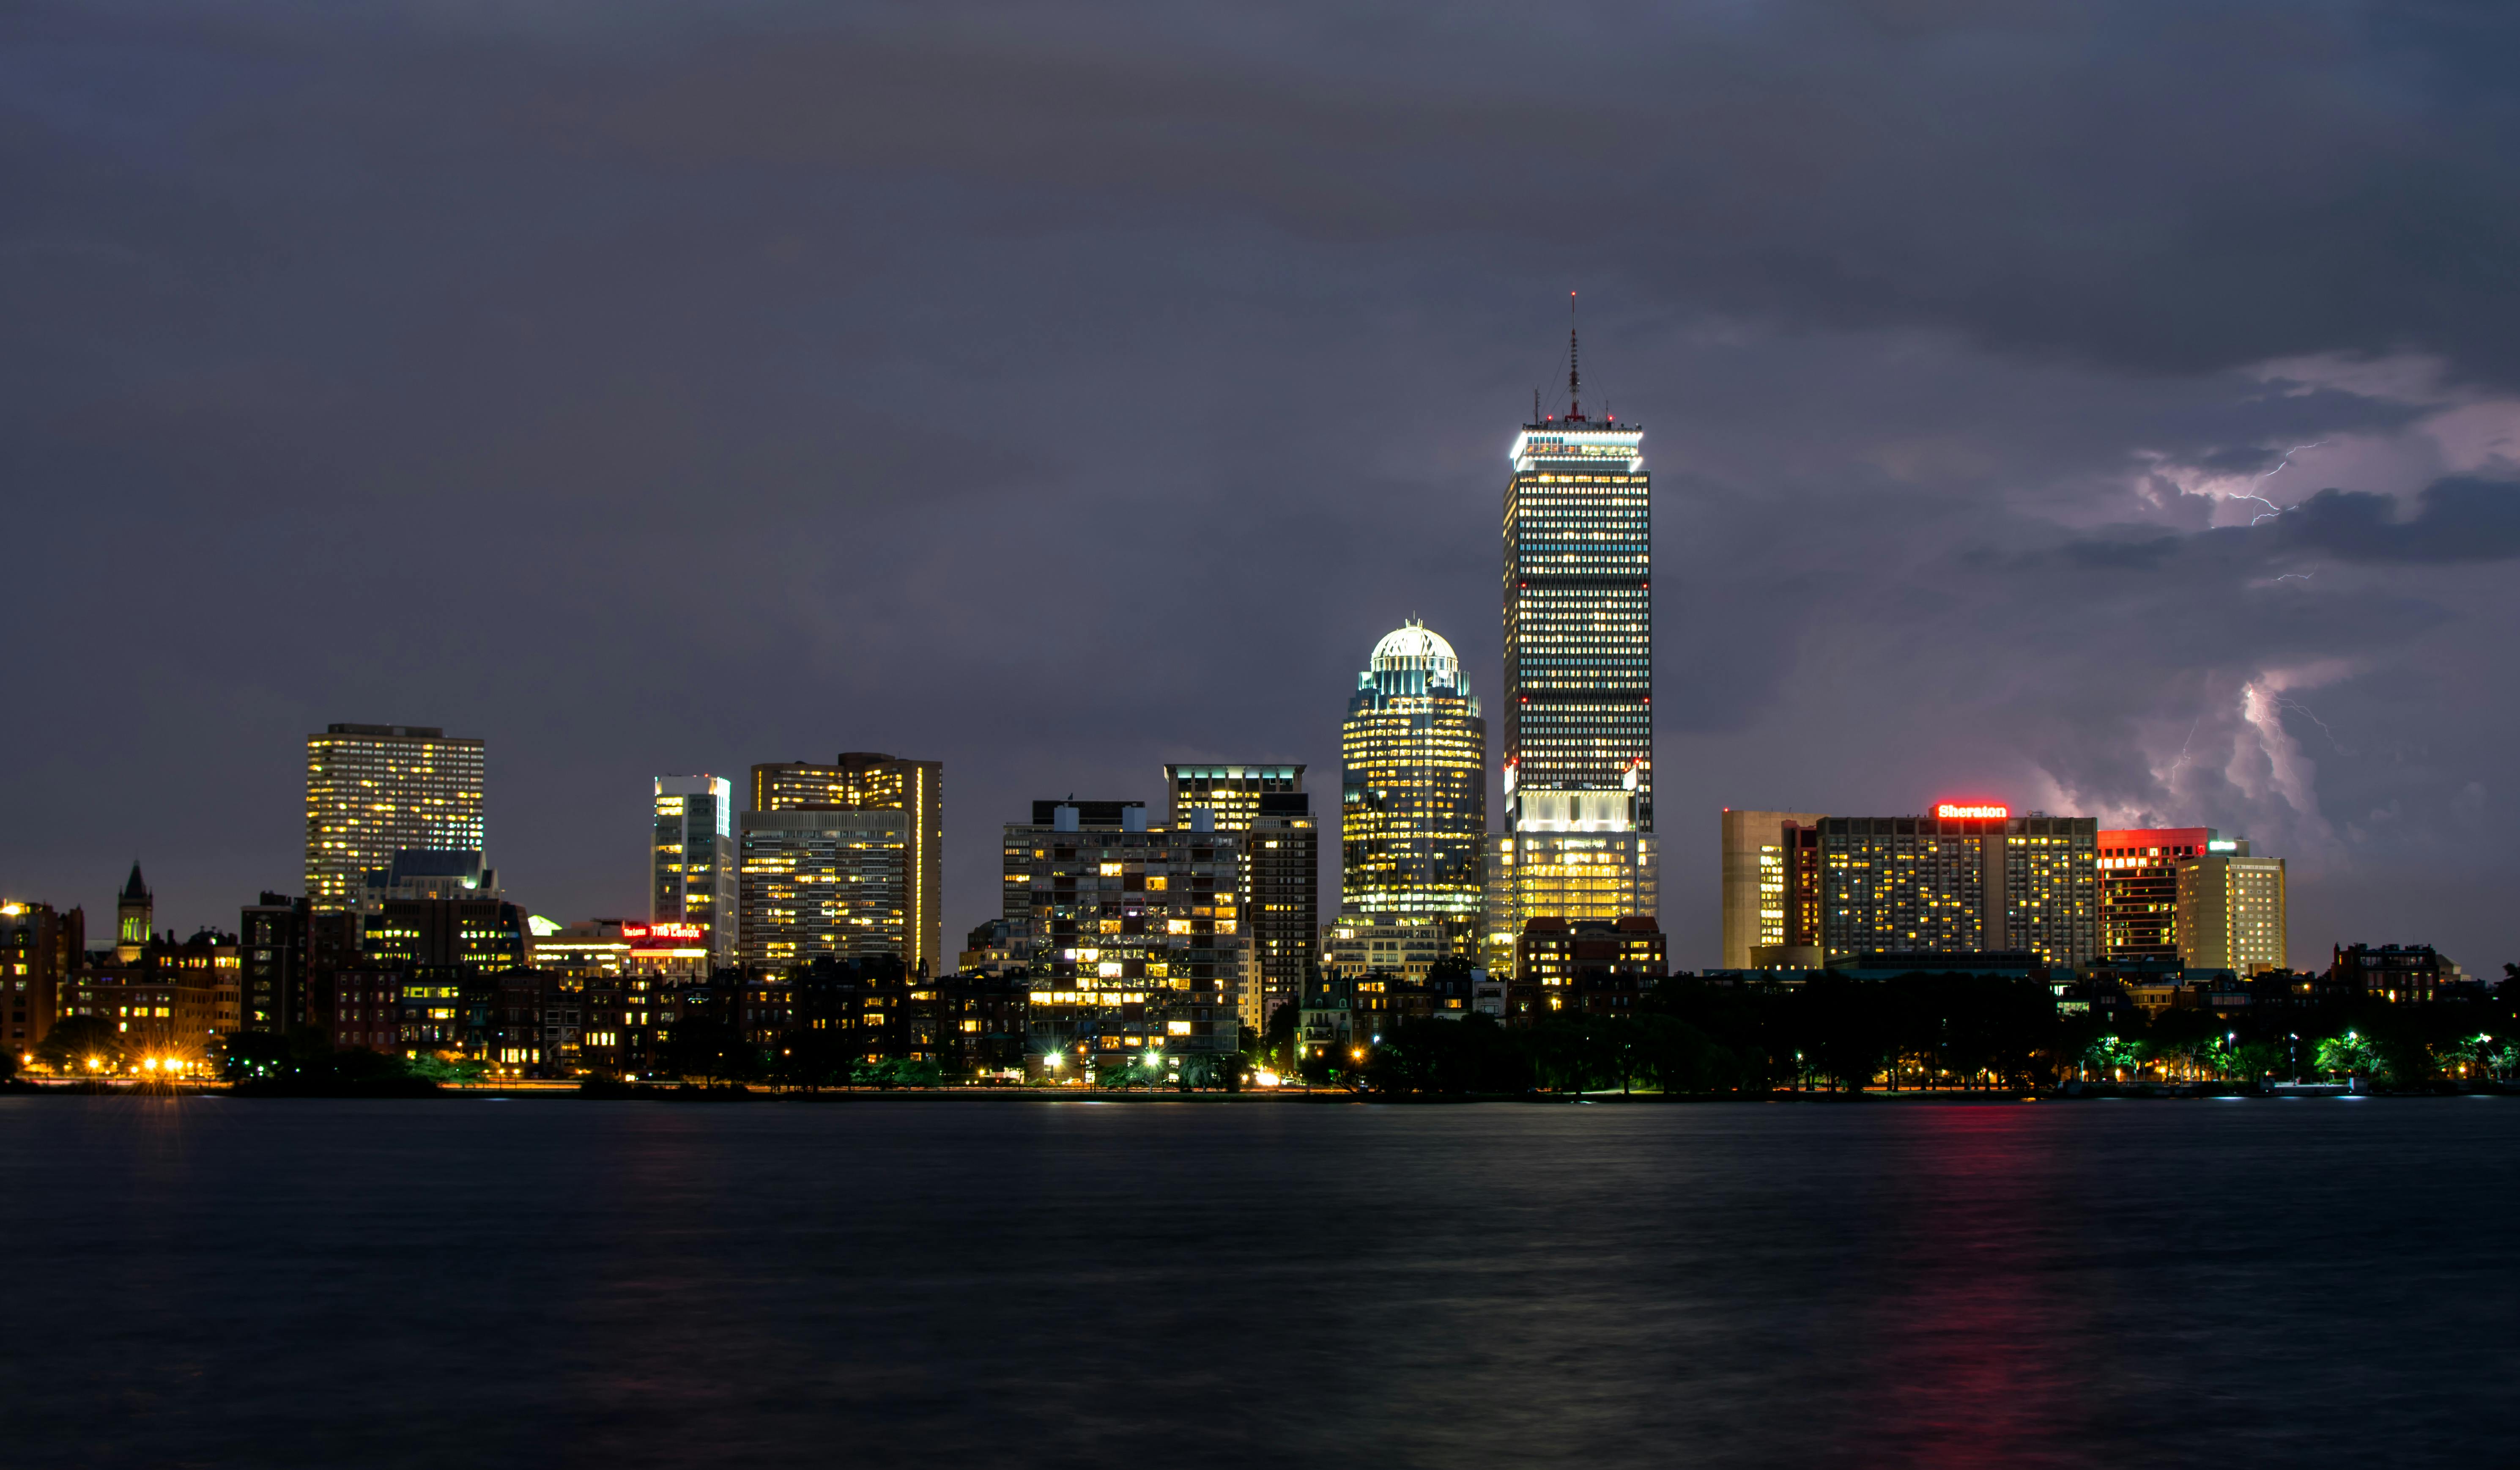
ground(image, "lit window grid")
xmin=303 ymin=732 xmax=486 ymax=913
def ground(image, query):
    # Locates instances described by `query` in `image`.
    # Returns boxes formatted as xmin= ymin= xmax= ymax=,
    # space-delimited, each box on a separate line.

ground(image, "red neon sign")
xmin=1935 ymin=803 xmax=2008 ymax=819
xmin=622 ymin=921 xmax=704 ymax=943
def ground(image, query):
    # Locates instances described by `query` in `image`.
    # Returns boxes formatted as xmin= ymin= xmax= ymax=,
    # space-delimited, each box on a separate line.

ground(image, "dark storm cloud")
xmin=2277 ymin=478 xmax=2520 ymax=563
xmin=3 ymin=0 xmax=2517 ymax=969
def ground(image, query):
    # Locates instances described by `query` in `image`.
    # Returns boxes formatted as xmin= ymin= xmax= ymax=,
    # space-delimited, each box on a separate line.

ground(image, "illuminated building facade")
xmin=737 ymin=807 xmax=910 ymax=971
xmin=653 ymin=775 xmax=739 ymax=967
xmin=1166 ymin=764 xmax=1317 ymax=1031
xmin=1339 ymin=621 xmax=1487 ymax=924
xmin=751 ymin=753 xmax=942 ymax=976
xmin=2 ymin=899 xmax=81 ymax=1056
xmin=1323 ymin=916 xmax=1460 ymax=981
xmin=1717 ymin=809 xmax=1827 ymax=968
xmin=1483 ymin=788 xmax=1659 ymax=976
xmin=2098 ymin=826 xmax=2219 ymax=963
xmin=1502 ymin=341 xmax=1652 ymax=828
xmin=1512 ymin=916 xmax=1666 ymax=1021
xmin=357 ymin=897 xmax=529 ymax=970
xmin=1818 ymin=809 xmax=2098 ymax=965
xmin=58 ymin=928 xmax=240 ymax=1072
xmin=1003 ymin=800 xmax=1246 ymax=1069
xmin=303 ymin=724 xmax=485 ymax=914
xmin=2176 ymin=850 xmax=2286 ymax=973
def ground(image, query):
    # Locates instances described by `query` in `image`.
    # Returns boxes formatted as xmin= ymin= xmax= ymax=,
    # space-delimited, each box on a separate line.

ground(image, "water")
xmin=5 ymin=1093 xmax=2514 ymax=1468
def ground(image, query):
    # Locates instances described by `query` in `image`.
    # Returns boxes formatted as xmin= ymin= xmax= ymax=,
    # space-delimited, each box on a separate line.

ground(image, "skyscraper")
xmin=652 ymin=775 xmax=739 ymax=967
xmin=1339 ymin=621 xmax=1487 ymax=927
xmin=1502 ymin=326 xmax=1652 ymax=825
xmin=1486 ymin=325 xmax=1656 ymax=971
xmin=1165 ymin=764 xmax=1317 ymax=1031
xmin=750 ymin=753 xmax=942 ymax=975
xmin=303 ymin=724 xmax=485 ymax=913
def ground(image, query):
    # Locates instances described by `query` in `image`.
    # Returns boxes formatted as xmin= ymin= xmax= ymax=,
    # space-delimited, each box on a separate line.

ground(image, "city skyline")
xmin=8 ymin=7 xmax=2519 ymax=971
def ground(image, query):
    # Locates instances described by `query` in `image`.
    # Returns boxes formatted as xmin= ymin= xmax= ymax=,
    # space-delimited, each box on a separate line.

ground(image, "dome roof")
xmin=1370 ymin=618 xmax=1459 ymax=672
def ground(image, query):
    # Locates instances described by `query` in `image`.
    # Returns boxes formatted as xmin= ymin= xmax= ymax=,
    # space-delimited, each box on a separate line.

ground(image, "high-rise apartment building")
xmin=737 ymin=807 xmax=910 ymax=972
xmin=2 ymin=898 xmax=81 ymax=1055
xmin=1502 ymin=333 xmax=1652 ymax=826
xmin=1818 ymin=809 xmax=2098 ymax=966
xmin=304 ymin=724 xmax=485 ymax=913
xmin=1339 ymin=622 xmax=1487 ymax=926
xmin=2098 ymin=827 xmax=2219 ymax=962
xmin=653 ymin=775 xmax=739 ymax=967
xmin=1165 ymin=765 xmax=1317 ymax=1031
xmin=2176 ymin=850 xmax=2286 ymax=973
xmin=1717 ymin=809 xmax=1827 ymax=968
xmin=1002 ymin=800 xmax=1246 ymax=1068
xmin=750 ymin=753 xmax=942 ymax=975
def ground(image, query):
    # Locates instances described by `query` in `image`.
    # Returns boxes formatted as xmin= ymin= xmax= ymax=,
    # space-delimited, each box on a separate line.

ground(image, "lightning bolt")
xmin=2274 ymin=571 xmax=2313 ymax=582
xmin=2276 ymin=697 xmax=2347 ymax=754
xmin=2164 ymin=713 xmax=2202 ymax=777
xmin=2239 ymin=441 xmax=2328 ymax=524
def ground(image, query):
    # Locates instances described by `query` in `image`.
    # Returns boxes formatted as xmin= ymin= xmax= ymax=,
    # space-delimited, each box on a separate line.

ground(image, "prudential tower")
xmin=1485 ymin=316 xmax=1659 ymax=974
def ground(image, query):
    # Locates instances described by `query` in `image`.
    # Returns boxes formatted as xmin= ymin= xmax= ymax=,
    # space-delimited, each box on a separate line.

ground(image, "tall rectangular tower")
xmin=751 ymin=752 xmax=942 ymax=976
xmin=1502 ymin=341 xmax=1652 ymax=826
xmin=304 ymin=724 xmax=485 ymax=913
xmin=1488 ymin=329 xmax=1654 ymax=970
xmin=653 ymin=775 xmax=739 ymax=968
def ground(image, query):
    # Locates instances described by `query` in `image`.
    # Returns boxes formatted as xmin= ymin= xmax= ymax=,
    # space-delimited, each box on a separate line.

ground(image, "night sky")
xmin=8 ymin=2 xmax=2518 ymax=972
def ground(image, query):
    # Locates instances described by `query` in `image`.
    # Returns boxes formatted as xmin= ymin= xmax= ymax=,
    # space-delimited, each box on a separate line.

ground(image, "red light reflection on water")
xmin=1844 ymin=1105 xmax=2091 ymax=1467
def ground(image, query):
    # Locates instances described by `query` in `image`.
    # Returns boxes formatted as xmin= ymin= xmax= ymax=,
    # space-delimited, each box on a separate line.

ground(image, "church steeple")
xmin=116 ymin=861 xmax=152 ymax=962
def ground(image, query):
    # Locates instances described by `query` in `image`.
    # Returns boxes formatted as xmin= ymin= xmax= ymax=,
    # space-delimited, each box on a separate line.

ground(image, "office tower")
xmin=1339 ymin=621 xmax=1487 ymax=925
xmin=652 ymin=775 xmax=739 ymax=967
xmin=304 ymin=724 xmax=485 ymax=913
xmin=1165 ymin=764 xmax=1318 ymax=1032
xmin=750 ymin=752 xmax=942 ymax=976
xmin=239 ymin=892 xmax=312 ymax=1033
xmin=2098 ymin=827 xmax=2219 ymax=962
xmin=1816 ymin=809 xmax=2098 ymax=966
xmin=1003 ymin=800 xmax=1246 ymax=1069
xmin=1717 ymin=809 xmax=1827 ymax=968
xmin=2176 ymin=849 xmax=2286 ymax=973
xmin=737 ymin=807 xmax=910 ymax=971
xmin=1503 ymin=332 xmax=1652 ymax=825
xmin=115 ymin=862 xmax=151 ymax=962
xmin=1487 ymin=336 xmax=1655 ymax=973
xmin=1 ymin=899 xmax=82 ymax=1054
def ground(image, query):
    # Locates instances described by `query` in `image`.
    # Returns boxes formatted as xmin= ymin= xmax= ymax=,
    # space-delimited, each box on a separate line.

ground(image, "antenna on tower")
xmin=1567 ymin=291 xmax=1582 ymax=420
xmin=1533 ymin=387 xmax=1542 ymax=426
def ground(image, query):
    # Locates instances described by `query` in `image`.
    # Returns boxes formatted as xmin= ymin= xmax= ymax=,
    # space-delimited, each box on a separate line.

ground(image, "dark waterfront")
xmin=5 ymin=1095 xmax=2513 ymax=1468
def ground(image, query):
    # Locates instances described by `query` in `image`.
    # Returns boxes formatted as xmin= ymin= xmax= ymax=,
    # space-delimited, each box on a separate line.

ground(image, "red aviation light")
xmin=1935 ymin=803 xmax=2008 ymax=819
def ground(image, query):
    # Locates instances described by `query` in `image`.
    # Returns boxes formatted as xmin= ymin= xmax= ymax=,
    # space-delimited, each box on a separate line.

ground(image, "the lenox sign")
xmin=1934 ymin=802 xmax=2009 ymax=819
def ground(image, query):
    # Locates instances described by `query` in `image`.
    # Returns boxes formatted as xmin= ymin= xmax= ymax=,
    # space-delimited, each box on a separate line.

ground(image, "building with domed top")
xmin=1338 ymin=620 xmax=1487 ymax=932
